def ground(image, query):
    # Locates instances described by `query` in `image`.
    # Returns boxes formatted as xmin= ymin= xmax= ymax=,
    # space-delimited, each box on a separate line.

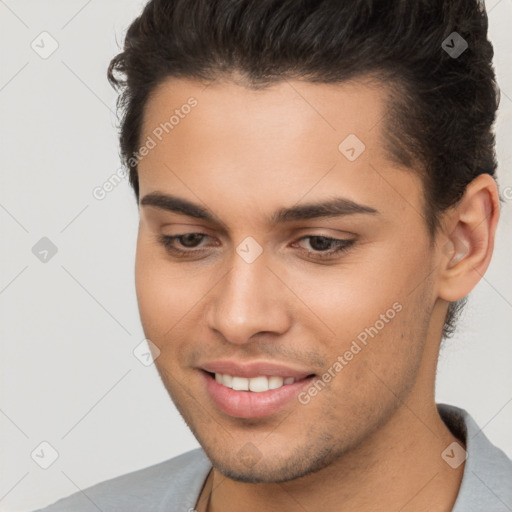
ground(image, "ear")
xmin=437 ymin=173 xmax=500 ymax=302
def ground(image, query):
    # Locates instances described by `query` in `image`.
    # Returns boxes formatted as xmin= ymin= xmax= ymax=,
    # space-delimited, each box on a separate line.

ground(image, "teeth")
xmin=268 ymin=376 xmax=284 ymax=389
xmin=213 ymin=373 xmax=300 ymax=392
xmin=232 ymin=376 xmax=249 ymax=391
xmin=249 ymin=376 xmax=269 ymax=392
xmin=221 ymin=374 xmax=232 ymax=387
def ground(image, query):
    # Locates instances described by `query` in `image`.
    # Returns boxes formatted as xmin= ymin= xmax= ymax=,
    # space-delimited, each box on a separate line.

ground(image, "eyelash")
xmin=157 ymin=233 xmax=355 ymax=261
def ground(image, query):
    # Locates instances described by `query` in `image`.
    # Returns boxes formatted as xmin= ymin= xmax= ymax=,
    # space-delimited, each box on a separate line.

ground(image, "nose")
xmin=206 ymin=252 xmax=291 ymax=345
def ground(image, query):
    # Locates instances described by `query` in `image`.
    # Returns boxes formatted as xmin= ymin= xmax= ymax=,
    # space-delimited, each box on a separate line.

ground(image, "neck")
xmin=202 ymin=401 xmax=465 ymax=512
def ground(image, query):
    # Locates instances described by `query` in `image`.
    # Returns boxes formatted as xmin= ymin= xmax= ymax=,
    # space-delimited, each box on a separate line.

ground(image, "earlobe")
xmin=437 ymin=174 xmax=500 ymax=302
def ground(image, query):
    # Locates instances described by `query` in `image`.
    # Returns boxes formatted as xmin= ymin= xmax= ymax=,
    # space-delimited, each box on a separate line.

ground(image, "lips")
xmin=200 ymin=359 xmax=315 ymax=379
xmin=201 ymin=371 xmax=316 ymax=418
xmin=199 ymin=360 xmax=317 ymax=418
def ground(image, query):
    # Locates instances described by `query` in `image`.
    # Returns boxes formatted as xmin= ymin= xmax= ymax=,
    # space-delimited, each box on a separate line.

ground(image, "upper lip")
xmin=200 ymin=360 xmax=315 ymax=379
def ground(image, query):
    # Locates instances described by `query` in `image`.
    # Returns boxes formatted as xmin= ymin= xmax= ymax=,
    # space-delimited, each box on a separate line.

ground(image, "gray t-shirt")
xmin=34 ymin=403 xmax=512 ymax=511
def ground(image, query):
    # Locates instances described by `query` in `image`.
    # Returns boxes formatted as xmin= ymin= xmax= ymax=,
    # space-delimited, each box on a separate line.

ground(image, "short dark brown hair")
xmin=107 ymin=0 xmax=501 ymax=339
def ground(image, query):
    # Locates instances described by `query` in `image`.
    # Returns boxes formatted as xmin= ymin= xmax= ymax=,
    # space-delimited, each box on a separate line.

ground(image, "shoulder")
xmin=33 ymin=447 xmax=212 ymax=512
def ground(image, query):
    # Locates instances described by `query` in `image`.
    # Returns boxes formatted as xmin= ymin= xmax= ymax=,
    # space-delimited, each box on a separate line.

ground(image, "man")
xmin=36 ymin=0 xmax=512 ymax=510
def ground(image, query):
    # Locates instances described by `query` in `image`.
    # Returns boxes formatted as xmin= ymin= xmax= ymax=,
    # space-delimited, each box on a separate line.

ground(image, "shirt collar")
xmin=437 ymin=402 xmax=512 ymax=511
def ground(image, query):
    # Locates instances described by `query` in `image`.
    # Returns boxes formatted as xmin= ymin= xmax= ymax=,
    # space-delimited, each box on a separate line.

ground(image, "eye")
xmin=157 ymin=233 xmax=355 ymax=261
xmin=292 ymin=235 xmax=355 ymax=260
xmin=158 ymin=233 xmax=212 ymax=256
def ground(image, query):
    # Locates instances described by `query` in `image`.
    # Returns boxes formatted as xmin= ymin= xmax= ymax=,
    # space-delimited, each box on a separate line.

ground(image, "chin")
xmin=214 ymin=463 xmax=311 ymax=484
xmin=205 ymin=443 xmax=338 ymax=484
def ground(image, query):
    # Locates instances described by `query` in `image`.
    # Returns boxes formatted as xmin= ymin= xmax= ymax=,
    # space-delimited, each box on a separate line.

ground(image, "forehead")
xmin=137 ymin=77 xmax=424 ymax=226
xmin=141 ymin=76 xmax=388 ymax=151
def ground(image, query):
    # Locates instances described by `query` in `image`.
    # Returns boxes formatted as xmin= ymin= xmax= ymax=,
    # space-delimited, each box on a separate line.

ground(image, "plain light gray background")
xmin=1 ymin=1 xmax=511 ymax=510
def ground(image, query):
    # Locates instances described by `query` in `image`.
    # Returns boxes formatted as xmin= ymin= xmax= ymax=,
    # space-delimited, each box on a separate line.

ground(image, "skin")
xmin=134 ymin=75 xmax=500 ymax=512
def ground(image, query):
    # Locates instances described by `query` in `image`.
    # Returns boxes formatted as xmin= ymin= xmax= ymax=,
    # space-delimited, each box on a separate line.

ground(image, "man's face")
xmin=135 ymin=76 xmax=443 ymax=483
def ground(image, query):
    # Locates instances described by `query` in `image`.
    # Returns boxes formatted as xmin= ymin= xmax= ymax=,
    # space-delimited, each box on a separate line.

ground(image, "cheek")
xmin=302 ymin=298 xmax=425 ymax=429
xmin=134 ymin=234 xmax=194 ymax=340
xmin=134 ymin=232 xmax=223 ymax=375
xmin=283 ymin=257 xmax=407 ymax=341
xmin=286 ymin=245 xmax=431 ymax=385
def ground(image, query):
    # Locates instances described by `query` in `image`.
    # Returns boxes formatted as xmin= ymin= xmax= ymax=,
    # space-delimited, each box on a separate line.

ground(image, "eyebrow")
xmin=140 ymin=192 xmax=379 ymax=226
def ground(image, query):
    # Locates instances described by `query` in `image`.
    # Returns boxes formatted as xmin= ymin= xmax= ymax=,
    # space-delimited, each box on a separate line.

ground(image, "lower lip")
xmin=201 ymin=370 xmax=316 ymax=419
